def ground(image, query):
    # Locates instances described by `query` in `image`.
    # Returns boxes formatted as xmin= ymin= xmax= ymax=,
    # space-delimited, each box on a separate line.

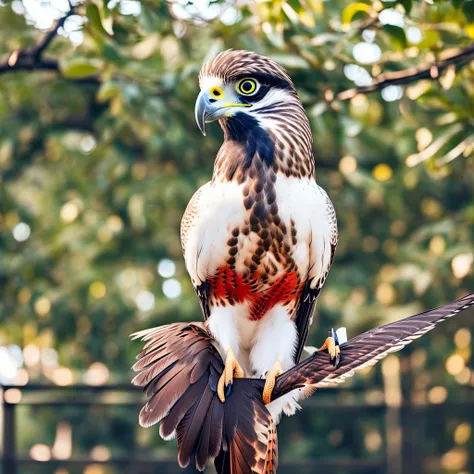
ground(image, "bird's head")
xmin=195 ymin=49 xmax=298 ymax=136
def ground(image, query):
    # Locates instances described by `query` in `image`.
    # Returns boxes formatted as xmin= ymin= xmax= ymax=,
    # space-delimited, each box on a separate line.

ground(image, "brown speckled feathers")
xmin=199 ymin=50 xmax=294 ymax=89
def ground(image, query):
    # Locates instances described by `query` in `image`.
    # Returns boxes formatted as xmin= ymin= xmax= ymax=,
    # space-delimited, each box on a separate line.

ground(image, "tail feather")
xmin=178 ymin=381 xmax=215 ymax=468
xmin=214 ymin=450 xmax=230 ymax=474
xmin=159 ymin=374 xmax=208 ymax=439
xmin=207 ymin=391 xmax=224 ymax=459
xmin=195 ymin=396 xmax=215 ymax=468
xmin=263 ymin=423 xmax=278 ymax=474
xmin=133 ymin=322 xmax=273 ymax=473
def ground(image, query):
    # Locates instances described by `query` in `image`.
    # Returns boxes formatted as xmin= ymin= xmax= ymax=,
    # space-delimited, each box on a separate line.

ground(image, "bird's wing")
xmin=132 ymin=323 xmax=276 ymax=474
xmin=293 ymin=186 xmax=338 ymax=362
xmin=181 ymin=183 xmax=212 ymax=319
xmin=274 ymin=292 xmax=474 ymax=398
xmin=131 ymin=322 xmax=220 ymax=430
xmin=180 ymin=183 xmax=207 ymax=258
xmin=293 ymin=281 xmax=320 ymax=362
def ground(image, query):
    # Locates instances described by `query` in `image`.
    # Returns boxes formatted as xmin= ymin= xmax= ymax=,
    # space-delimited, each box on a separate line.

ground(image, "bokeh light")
xmin=379 ymin=8 xmax=404 ymax=27
xmin=0 ymin=346 xmax=23 ymax=383
xmin=353 ymin=42 xmax=382 ymax=64
xmin=34 ymin=297 xmax=51 ymax=317
xmin=373 ymin=163 xmax=393 ymax=181
xmin=451 ymin=254 xmax=473 ymax=279
xmin=4 ymin=388 xmax=22 ymax=404
xmin=85 ymin=362 xmax=110 ymax=386
xmin=454 ymin=423 xmax=471 ymax=445
xmin=30 ymin=444 xmax=52 ymax=462
xmin=344 ymin=64 xmax=372 ymax=86
xmin=83 ymin=465 xmax=105 ymax=474
xmin=52 ymin=422 xmax=72 ymax=460
xmin=381 ymin=85 xmax=403 ymax=102
xmin=157 ymin=259 xmax=176 ymax=278
xmin=446 ymin=354 xmax=465 ymax=376
xmin=428 ymin=386 xmax=448 ymax=404
xmin=23 ymin=344 xmax=41 ymax=367
xmin=12 ymin=222 xmax=31 ymax=241
xmin=89 ymin=281 xmax=107 ymax=299
xmin=91 ymin=446 xmax=111 ymax=462
xmin=454 ymin=328 xmax=471 ymax=349
xmin=407 ymin=27 xmax=423 ymax=44
xmin=136 ymin=290 xmax=155 ymax=311
xmin=163 ymin=279 xmax=182 ymax=299
xmin=364 ymin=430 xmax=383 ymax=452
xmin=339 ymin=155 xmax=357 ymax=175
xmin=441 ymin=448 xmax=468 ymax=471
xmin=60 ymin=202 xmax=80 ymax=223
xmin=52 ymin=367 xmax=74 ymax=386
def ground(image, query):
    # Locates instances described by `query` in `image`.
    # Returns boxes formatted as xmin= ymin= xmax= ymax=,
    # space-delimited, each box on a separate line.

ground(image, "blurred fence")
xmin=1 ymin=383 xmax=474 ymax=474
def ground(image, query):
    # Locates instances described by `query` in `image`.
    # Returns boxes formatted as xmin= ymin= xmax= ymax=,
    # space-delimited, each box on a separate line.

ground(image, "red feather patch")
xmin=209 ymin=266 xmax=302 ymax=321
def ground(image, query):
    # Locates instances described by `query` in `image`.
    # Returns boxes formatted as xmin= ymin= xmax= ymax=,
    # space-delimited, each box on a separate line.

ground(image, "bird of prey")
xmin=133 ymin=293 xmax=474 ymax=474
xmin=181 ymin=50 xmax=338 ymax=419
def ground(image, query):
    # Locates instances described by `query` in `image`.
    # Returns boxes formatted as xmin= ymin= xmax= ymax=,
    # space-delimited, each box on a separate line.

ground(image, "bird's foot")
xmin=262 ymin=360 xmax=283 ymax=405
xmin=217 ymin=348 xmax=244 ymax=403
xmin=317 ymin=328 xmax=341 ymax=367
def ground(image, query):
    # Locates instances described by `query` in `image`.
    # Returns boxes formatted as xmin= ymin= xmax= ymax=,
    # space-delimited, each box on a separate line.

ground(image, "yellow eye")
xmin=236 ymin=78 xmax=258 ymax=95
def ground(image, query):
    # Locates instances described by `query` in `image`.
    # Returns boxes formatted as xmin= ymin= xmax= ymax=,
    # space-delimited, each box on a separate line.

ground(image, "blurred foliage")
xmin=0 ymin=0 xmax=473 ymax=472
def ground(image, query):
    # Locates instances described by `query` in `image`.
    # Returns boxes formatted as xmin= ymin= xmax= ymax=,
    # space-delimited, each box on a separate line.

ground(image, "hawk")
xmin=181 ymin=49 xmax=339 ymax=419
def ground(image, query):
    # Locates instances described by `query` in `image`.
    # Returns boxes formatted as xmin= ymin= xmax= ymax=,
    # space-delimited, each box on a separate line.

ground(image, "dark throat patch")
xmin=225 ymin=112 xmax=275 ymax=169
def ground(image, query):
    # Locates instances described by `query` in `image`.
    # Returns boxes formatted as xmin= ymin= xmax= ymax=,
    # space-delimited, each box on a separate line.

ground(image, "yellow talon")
xmin=217 ymin=349 xmax=244 ymax=403
xmin=317 ymin=330 xmax=341 ymax=367
xmin=262 ymin=360 xmax=282 ymax=405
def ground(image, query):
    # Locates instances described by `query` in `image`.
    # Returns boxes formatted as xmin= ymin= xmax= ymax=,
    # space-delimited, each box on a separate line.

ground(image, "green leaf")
xmin=86 ymin=3 xmax=114 ymax=37
xmin=397 ymin=0 xmax=412 ymax=14
xmin=60 ymin=58 xmax=103 ymax=78
xmin=138 ymin=5 xmax=160 ymax=33
xmin=463 ymin=0 xmax=474 ymax=22
xmin=270 ymin=54 xmax=310 ymax=69
xmin=417 ymin=30 xmax=441 ymax=50
xmin=383 ymin=25 xmax=407 ymax=50
xmin=101 ymin=16 xmax=114 ymax=36
xmin=86 ymin=4 xmax=104 ymax=34
xmin=97 ymin=81 xmax=122 ymax=102
xmin=101 ymin=44 xmax=123 ymax=66
xmin=309 ymin=101 xmax=328 ymax=117
xmin=262 ymin=23 xmax=285 ymax=48
xmin=341 ymin=2 xmax=372 ymax=24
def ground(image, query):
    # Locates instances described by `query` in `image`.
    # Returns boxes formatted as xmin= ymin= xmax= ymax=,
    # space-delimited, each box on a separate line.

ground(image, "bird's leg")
xmin=317 ymin=328 xmax=341 ymax=367
xmin=262 ymin=360 xmax=283 ymax=405
xmin=217 ymin=348 xmax=244 ymax=403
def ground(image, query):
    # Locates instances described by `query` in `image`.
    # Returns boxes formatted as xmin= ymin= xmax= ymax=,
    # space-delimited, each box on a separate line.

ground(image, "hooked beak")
xmin=194 ymin=90 xmax=214 ymax=136
xmin=194 ymin=90 xmax=251 ymax=136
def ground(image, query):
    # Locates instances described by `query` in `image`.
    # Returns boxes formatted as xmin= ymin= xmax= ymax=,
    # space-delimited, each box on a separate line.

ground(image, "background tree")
xmin=0 ymin=0 xmax=473 ymax=473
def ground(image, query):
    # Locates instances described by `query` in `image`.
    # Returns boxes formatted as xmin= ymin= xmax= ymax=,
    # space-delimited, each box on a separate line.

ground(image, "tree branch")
xmin=335 ymin=43 xmax=474 ymax=101
xmin=33 ymin=5 xmax=74 ymax=59
xmin=0 ymin=3 xmax=75 ymax=76
xmin=0 ymin=55 xmax=59 ymax=74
